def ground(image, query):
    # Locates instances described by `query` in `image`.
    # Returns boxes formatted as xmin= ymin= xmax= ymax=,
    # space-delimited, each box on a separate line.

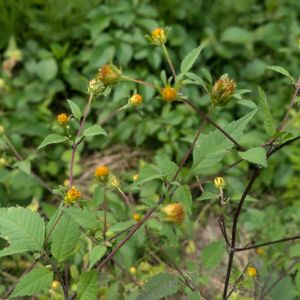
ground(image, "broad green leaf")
xmin=51 ymin=214 xmax=80 ymax=262
xmin=267 ymin=66 xmax=295 ymax=84
xmin=136 ymin=273 xmax=179 ymax=300
xmin=88 ymin=245 xmax=107 ymax=270
xmin=186 ymin=290 xmax=201 ymax=300
xmin=155 ymin=156 xmax=179 ymax=181
xmin=35 ymin=58 xmax=58 ymax=82
xmin=180 ymin=42 xmax=207 ymax=74
xmin=192 ymin=109 xmax=258 ymax=175
xmin=202 ymin=240 xmax=225 ymax=270
xmin=173 ymin=185 xmax=192 ymax=214
xmin=185 ymin=72 xmax=208 ymax=91
xmin=107 ymin=221 xmax=136 ymax=235
xmin=38 ymin=134 xmax=68 ymax=149
xmin=77 ymin=271 xmax=98 ymax=300
xmin=63 ymin=207 xmax=98 ymax=230
xmin=133 ymin=165 xmax=162 ymax=185
xmin=221 ymin=27 xmax=253 ymax=44
xmin=14 ymin=159 xmax=31 ymax=175
xmin=11 ymin=266 xmax=53 ymax=298
xmin=257 ymin=87 xmax=276 ymax=136
xmin=83 ymin=125 xmax=106 ymax=137
xmin=238 ymin=147 xmax=268 ymax=167
xmin=0 ymin=207 xmax=45 ymax=257
xmin=67 ymin=99 xmax=82 ymax=119
xmin=197 ymin=191 xmax=218 ymax=201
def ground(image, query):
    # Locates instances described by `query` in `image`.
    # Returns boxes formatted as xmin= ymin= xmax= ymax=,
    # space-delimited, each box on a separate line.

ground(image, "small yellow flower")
xmin=151 ymin=28 xmax=167 ymax=45
xmin=214 ymin=177 xmax=225 ymax=189
xmin=255 ymin=248 xmax=265 ymax=255
xmin=211 ymin=75 xmax=236 ymax=106
xmin=0 ymin=125 xmax=4 ymax=135
xmin=63 ymin=179 xmax=70 ymax=187
xmin=247 ymin=267 xmax=257 ymax=278
xmin=0 ymin=158 xmax=7 ymax=167
xmin=95 ymin=165 xmax=110 ymax=180
xmin=129 ymin=94 xmax=143 ymax=106
xmin=98 ymin=63 xmax=122 ymax=85
xmin=132 ymin=173 xmax=139 ymax=181
xmin=132 ymin=213 xmax=142 ymax=222
xmin=161 ymin=86 xmax=177 ymax=102
xmin=64 ymin=186 xmax=81 ymax=204
xmin=57 ymin=113 xmax=69 ymax=126
xmin=129 ymin=266 xmax=137 ymax=275
xmin=110 ymin=175 xmax=120 ymax=188
xmin=162 ymin=203 xmax=185 ymax=224
xmin=51 ymin=280 xmax=60 ymax=289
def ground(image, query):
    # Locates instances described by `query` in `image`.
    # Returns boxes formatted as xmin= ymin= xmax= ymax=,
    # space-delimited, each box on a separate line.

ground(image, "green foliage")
xmin=83 ymin=125 xmax=107 ymax=137
xmin=136 ymin=273 xmax=179 ymax=300
xmin=77 ymin=271 xmax=98 ymax=300
xmin=238 ymin=147 xmax=268 ymax=167
xmin=0 ymin=207 xmax=45 ymax=257
xmin=201 ymin=240 xmax=225 ymax=270
xmin=50 ymin=214 xmax=80 ymax=262
xmin=11 ymin=266 xmax=53 ymax=298
xmin=38 ymin=134 xmax=68 ymax=149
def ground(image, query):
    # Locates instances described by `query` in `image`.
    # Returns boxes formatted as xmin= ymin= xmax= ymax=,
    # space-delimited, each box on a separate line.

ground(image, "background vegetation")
xmin=1 ymin=0 xmax=300 ymax=299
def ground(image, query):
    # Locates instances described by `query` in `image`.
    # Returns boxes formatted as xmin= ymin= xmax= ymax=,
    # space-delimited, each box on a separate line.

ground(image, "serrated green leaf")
xmin=14 ymin=159 xmax=31 ymax=175
xmin=197 ymin=191 xmax=218 ymax=201
xmin=267 ymin=66 xmax=295 ymax=84
xmin=51 ymin=214 xmax=80 ymax=262
xmin=238 ymin=147 xmax=268 ymax=167
xmin=77 ymin=271 xmax=98 ymax=300
xmin=0 ymin=207 xmax=45 ymax=257
xmin=88 ymin=245 xmax=107 ymax=270
xmin=180 ymin=42 xmax=207 ymax=74
xmin=136 ymin=273 xmax=179 ymax=300
xmin=192 ymin=109 xmax=258 ymax=175
xmin=38 ymin=134 xmax=68 ymax=149
xmin=67 ymin=99 xmax=82 ymax=119
xmin=83 ymin=125 xmax=106 ymax=137
xmin=63 ymin=207 xmax=98 ymax=230
xmin=202 ymin=240 xmax=225 ymax=270
xmin=155 ymin=156 xmax=179 ymax=181
xmin=257 ymin=87 xmax=276 ymax=136
xmin=173 ymin=185 xmax=192 ymax=214
xmin=133 ymin=165 xmax=162 ymax=185
xmin=185 ymin=72 xmax=208 ymax=91
xmin=11 ymin=267 xmax=53 ymax=298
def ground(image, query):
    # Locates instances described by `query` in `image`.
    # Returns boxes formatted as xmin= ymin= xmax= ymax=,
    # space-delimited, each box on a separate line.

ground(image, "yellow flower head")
xmin=151 ymin=28 xmax=167 ymax=45
xmin=51 ymin=280 xmax=60 ymax=289
xmin=247 ymin=267 xmax=257 ymax=278
xmin=0 ymin=157 xmax=7 ymax=167
xmin=95 ymin=165 xmax=109 ymax=180
xmin=64 ymin=186 xmax=81 ymax=204
xmin=88 ymin=78 xmax=104 ymax=95
xmin=211 ymin=75 xmax=236 ymax=106
xmin=98 ymin=63 xmax=122 ymax=85
xmin=132 ymin=173 xmax=139 ymax=181
xmin=162 ymin=203 xmax=185 ymax=224
xmin=129 ymin=266 xmax=137 ymax=275
xmin=57 ymin=113 xmax=69 ymax=126
xmin=214 ymin=177 xmax=225 ymax=189
xmin=132 ymin=213 xmax=142 ymax=222
xmin=255 ymin=248 xmax=265 ymax=255
xmin=129 ymin=94 xmax=143 ymax=106
xmin=110 ymin=175 xmax=120 ymax=188
xmin=161 ymin=86 xmax=177 ymax=102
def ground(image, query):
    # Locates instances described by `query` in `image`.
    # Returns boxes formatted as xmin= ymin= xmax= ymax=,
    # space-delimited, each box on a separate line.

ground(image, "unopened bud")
xmin=211 ymin=75 xmax=236 ymax=106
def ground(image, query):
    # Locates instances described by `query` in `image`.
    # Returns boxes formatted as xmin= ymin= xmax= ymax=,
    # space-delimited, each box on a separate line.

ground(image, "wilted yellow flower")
xmin=161 ymin=86 xmax=177 ymax=102
xmin=57 ymin=113 xmax=69 ymax=126
xmin=214 ymin=177 xmax=225 ymax=189
xmin=98 ymin=63 xmax=122 ymax=85
xmin=211 ymin=75 xmax=236 ymax=106
xmin=129 ymin=266 xmax=137 ymax=275
xmin=132 ymin=213 xmax=142 ymax=222
xmin=132 ymin=173 xmax=139 ymax=181
xmin=88 ymin=78 xmax=104 ymax=95
xmin=129 ymin=94 xmax=143 ymax=106
xmin=51 ymin=280 xmax=60 ymax=289
xmin=247 ymin=267 xmax=257 ymax=278
xmin=162 ymin=203 xmax=185 ymax=224
xmin=95 ymin=165 xmax=109 ymax=180
xmin=151 ymin=28 xmax=167 ymax=45
xmin=64 ymin=186 xmax=81 ymax=204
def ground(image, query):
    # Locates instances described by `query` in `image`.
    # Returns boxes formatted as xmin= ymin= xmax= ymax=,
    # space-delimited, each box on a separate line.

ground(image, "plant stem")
xmin=162 ymin=44 xmax=177 ymax=79
xmin=121 ymin=75 xmax=156 ymax=89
